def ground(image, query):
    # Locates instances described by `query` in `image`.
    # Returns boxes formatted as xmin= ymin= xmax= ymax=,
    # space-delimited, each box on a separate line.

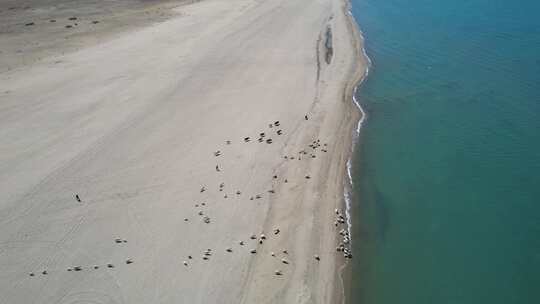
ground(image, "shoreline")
xmin=335 ymin=0 xmax=372 ymax=303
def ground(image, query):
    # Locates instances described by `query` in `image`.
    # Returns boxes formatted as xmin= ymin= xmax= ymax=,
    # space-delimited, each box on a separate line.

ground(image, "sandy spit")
xmin=0 ymin=0 xmax=366 ymax=303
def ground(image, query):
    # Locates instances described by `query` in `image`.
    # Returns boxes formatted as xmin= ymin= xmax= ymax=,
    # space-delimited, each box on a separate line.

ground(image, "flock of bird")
xmin=23 ymin=16 xmax=100 ymax=28
xmin=27 ymin=114 xmax=352 ymax=281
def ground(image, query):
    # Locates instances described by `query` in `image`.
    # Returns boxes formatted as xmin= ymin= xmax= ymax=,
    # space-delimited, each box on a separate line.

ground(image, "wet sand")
xmin=0 ymin=0 xmax=366 ymax=303
xmin=0 ymin=0 xmax=186 ymax=71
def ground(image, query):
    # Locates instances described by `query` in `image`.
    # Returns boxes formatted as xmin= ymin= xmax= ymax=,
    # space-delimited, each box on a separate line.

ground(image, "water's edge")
xmin=337 ymin=0 xmax=372 ymax=302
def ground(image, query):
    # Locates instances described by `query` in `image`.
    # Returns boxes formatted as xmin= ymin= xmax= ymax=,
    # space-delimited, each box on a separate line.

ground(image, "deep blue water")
xmin=348 ymin=0 xmax=540 ymax=303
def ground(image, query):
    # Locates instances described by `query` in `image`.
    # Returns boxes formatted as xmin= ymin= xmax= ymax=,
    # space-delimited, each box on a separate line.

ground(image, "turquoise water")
xmin=348 ymin=0 xmax=540 ymax=303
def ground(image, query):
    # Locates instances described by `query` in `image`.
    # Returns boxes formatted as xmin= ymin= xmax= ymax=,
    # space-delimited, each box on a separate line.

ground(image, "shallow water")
xmin=348 ymin=0 xmax=540 ymax=303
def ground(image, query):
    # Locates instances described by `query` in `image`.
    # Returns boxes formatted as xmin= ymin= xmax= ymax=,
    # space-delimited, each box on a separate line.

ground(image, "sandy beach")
xmin=0 ymin=0 xmax=366 ymax=302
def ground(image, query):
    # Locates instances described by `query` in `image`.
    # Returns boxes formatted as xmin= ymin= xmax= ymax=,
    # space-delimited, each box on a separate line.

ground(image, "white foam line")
xmin=343 ymin=24 xmax=372 ymax=245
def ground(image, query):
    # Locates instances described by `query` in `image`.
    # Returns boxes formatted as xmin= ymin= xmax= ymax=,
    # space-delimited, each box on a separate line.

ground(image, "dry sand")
xmin=0 ymin=0 xmax=367 ymax=303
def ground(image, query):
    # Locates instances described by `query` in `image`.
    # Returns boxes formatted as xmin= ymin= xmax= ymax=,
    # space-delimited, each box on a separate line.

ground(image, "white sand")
xmin=0 ymin=0 xmax=367 ymax=303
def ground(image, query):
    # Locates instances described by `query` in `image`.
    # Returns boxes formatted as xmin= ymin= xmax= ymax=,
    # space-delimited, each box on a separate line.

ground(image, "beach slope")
xmin=0 ymin=0 xmax=365 ymax=303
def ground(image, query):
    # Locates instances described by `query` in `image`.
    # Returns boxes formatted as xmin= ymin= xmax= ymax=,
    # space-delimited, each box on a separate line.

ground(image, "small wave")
xmin=342 ymin=24 xmax=372 ymax=246
xmin=344 ymin=164 xmax=353 ymax=239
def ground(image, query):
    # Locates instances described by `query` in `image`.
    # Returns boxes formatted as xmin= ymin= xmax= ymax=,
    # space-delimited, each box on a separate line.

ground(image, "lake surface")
xmin=348 ymin=0 xmax=540 ymax=303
